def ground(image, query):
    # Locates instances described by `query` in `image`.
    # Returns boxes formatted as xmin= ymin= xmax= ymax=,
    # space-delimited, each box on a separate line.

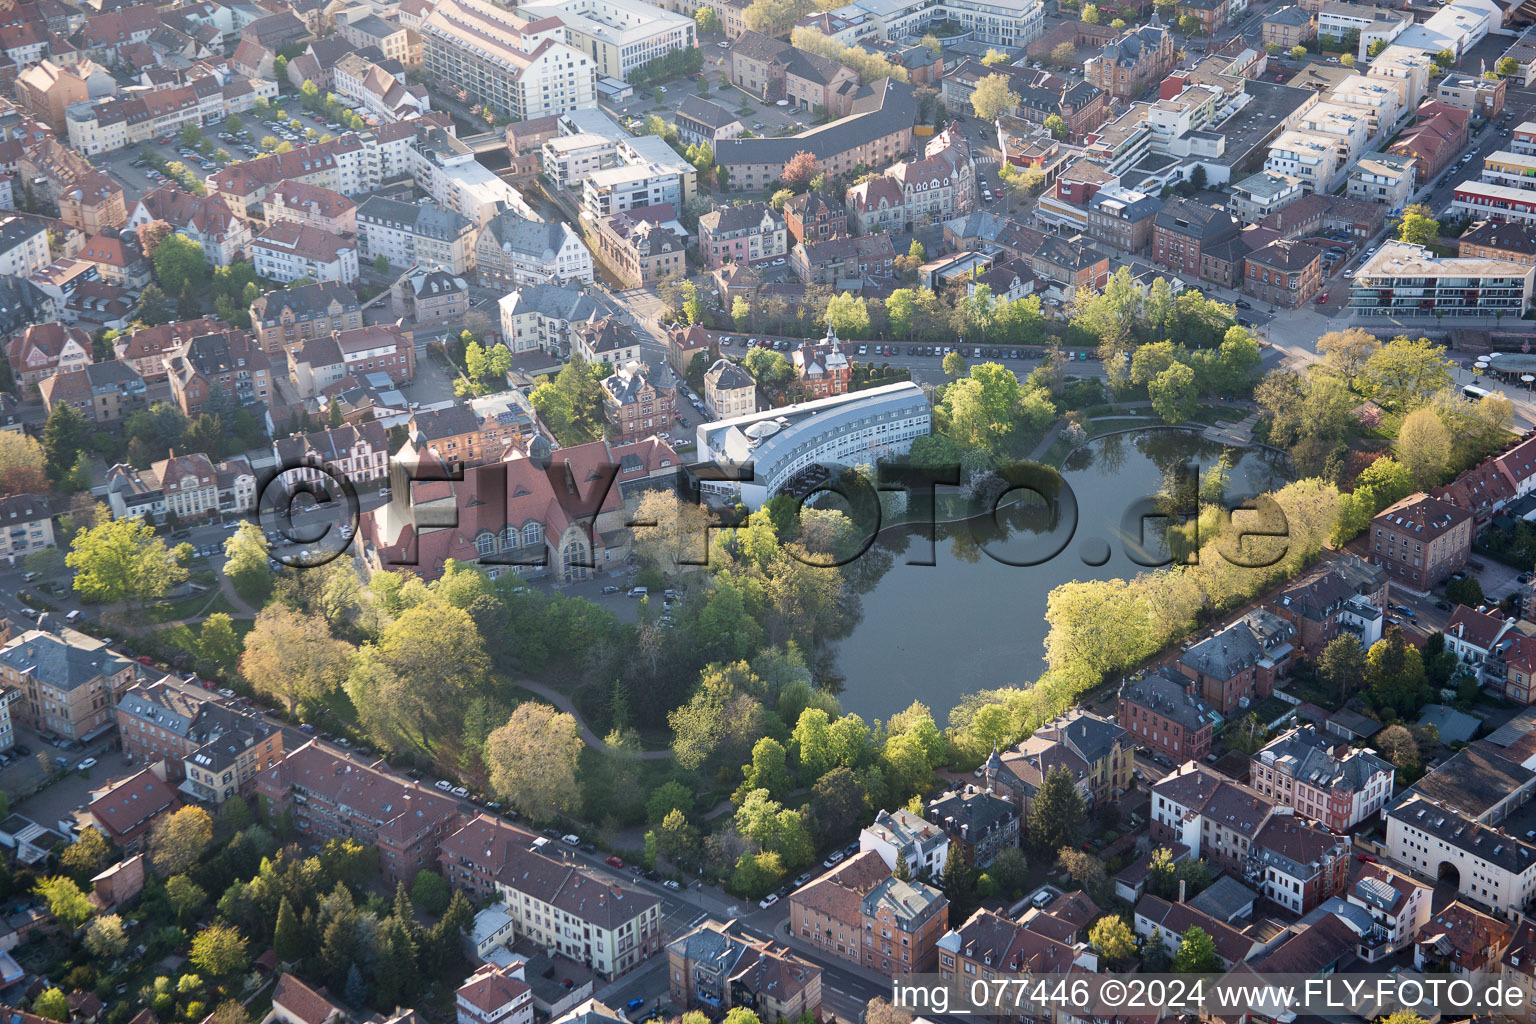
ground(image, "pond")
xmin=830 ymin=428 xmax=1292 ymax=722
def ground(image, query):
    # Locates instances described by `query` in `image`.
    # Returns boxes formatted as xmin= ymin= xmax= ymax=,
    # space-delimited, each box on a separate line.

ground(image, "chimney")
xmin=1178 ymin=879 xmax=1186 ymax=904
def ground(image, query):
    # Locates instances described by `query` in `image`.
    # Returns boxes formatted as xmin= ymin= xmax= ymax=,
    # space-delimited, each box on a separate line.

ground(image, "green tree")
xmin=1149 ymin=362 xmax=1198 ymax=424
xmin=646 ymin=779 xmax=697 ymax=822
xmin=1171 ymin=926 xmax=1220 ymax=972
xmin=1358 ymin=335 xmax=1453 ymax=410
xmin=42 ymin=402 xmax=89 ymax=482
xmin=67 ymin=517 xmax=187 ymax=606
xmin=732 ymin=296 xmax=751 ymax=330
xmin=941 ymin=350 xmax=969 ymax=378
xmin=485 ymin=703 xmax=583 ymax=820
xmin=84 ymin=913 xmax=127 ymax=957
xmin=165 ymin=874 xmax=207 ymax=925
xmin=241 ymin=603 xmax=351 ymax=716
xmin=34 ymin=876 xmax=92 ymax=929
xmin=153 ymin=234 xmax=208 ymax=295
xmin=411 ymin=869 xmax=451 ymax=915
xmin=970 ymin=74 xmax=1019 ymax=120
xmin=1044 ymin=114 xmax=1068 ymax=140
xmin=273 ymin=895 xmax=303 ymax=962
xmin=150 ymin=806 xmax=213 ymax=876
xmin=740 ymin=737 xmax=791 ymax=800
xmin=1028 ymin=764 xmax=1085 ymax=856
xmin=1446 ymin=575 xmax=1484 ymax=607
xmin=223 ymin=521 xmax=272 ymax=603
xmin=1367 ymin=628 xmax=1430 ymax=719
xmin=1089 ymin=914 xmax=1136 ymax=966
xmin=191 ymin=923 xmax=249 ymax=976
xmin=1318 ymin=634 xmax=1368 ymax=700
xmin=198 ymin=613 xmax=241 ymax=673
xmin=1396 ymin=406 xmax=1452 ymax=488
xmin=1496 ymin=56 xmax=1519 ymax=77
xmin=59 ymin=827 xmax=110 ymax=882
xmin=695 ymin=6 xmax=719 ymax=31
xmin=1398 ymin=203 xmax=1440 ymax=248
xmin=1290 ymin=44 xmax=1306 ymax=59
xmin=33 ymin=989 xmax=68 ymax=1023
xmin=825 ymin=293 xmax=871 ymax=338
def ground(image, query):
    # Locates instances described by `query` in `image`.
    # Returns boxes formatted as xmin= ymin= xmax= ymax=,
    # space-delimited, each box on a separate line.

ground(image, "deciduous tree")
xmin=970 ymin=74 xmax=1019 ymax=120
xmin=241 ymin=603 xmax=352 ymax=715
xmin=190 ymin=923 xmax=249 ymax=976
xmin=485 ymin=703 xmax=583 ymax=820
xmin=67 ymin=517 xmax=187 ymax=606
xmin=150 ymin=806 xmax=214 ymax=876
xmin=1396 ymin=406 xmax=1452 ymax=488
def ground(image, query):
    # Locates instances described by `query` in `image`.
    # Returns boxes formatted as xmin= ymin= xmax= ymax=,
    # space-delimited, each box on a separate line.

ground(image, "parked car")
xmin=435 ymin=780 xmax=452 ymax=790
xmin=452 ymin=786 xmax=469 ymax=798
xmin=758 ymin=893 xmax=779 ymax=909
xmin=76 ymin=758 xmax=97 ymax=771
xmin=606 ymin=855 xmax=624 ymax=868
xmin=602 ymin=585 xmax=621 ymax=594
xmin=561 ymin=833 xmax=580 ymax=846
xmin=627 ymin=1000 xmax=646 ymax=1013
xmin=663 ymin=879 xmax=681 ymax=890
xmin=823 ymin=850 xmax=845 ymax=867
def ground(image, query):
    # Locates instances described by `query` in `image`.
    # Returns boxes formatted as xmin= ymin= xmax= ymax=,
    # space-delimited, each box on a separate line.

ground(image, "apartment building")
xmin=729 ymin=32 xmax=860 ymax=115
xmin=1348 ymin=862 xmax=1431 ymax=954
xmin=166 ymin=329 xmax=274 ymax=417
xmin=127 ymin=186 xmax=251 ymax=267
xmin=421 ymin=0 xmax=596 ymax=121
xmin=1175 ymin=0 xmax=1229 ymax=34
xmin=477 ymin=210 xmax=593 ymax=286
xmin=1118 ymin=668 xmax=1216 ymax=763
xmin=1229 ymin=171 xmax=1306 ymax=226
xmin=716 ymin=79 xmax=916 ymax=193
xmin=288 ymin=323 xmax=415 ymax=398
xmin=703 ymin=359 xmax=756 ymax=419
xmin=667 ymin=920 xmax=823 ymax=1016
xmin=255 ymin=740 xmax=463 ymax=884
xmin=1481 ymin=151 xmax=1536 ymax=193
xmin=1152 ymin=197 xmax=1240 ymax=279
xmin=1249 ymin=725 xmax=1394 ymax=830
xmin=1458 ymin=219 xmax=1536 ymax=266
xmin=439 ymin=814 xmax=662 ymax=978
xmin=0 ymin=216 xmax=57 ymax=282
xmin=784 ymin=190 xmax=846 ymax=245
xmin=0 ymin=496 xmax=56 ymax=568
xmin=86 ymin=768 xmax=180 ymax=852
xmin=1351 ymin=240 xmax=1535 ymax=320
xmin=1242 ymin=239 xmax=1322 ymax=308
xmin=1318 ymin=2 xmax=1409 ymax=57
xmin=498 ymin=282 xmax=602 ymax=356
xmin=1084 ymin=186 xmax=1161 ymax=253
xmin=457 ymin=963 xmax=533 ymax=1024
xmin=1263 ymin=6 xmax=1316 ymax=48
xmin=261 ymin=180 xmax=358 ymax=235
xmin=5 ymin=320 xmax=91 ymax=390
xmin=1455 ymin=181 xmax=1536 ymax=226
xmin=404 ymin=398 xmax=541 ymax=469
xmin=1085 ymin=22 xmax=1176 ymax=100
xmin=522 ymin=0 xmax=695 ymax=81
xmin=1388 ymin=101 xmax=1470 ymax=184
xmin=105 ymin=454 xmax=256 ymax=522
xmin=790 ymin=335 xmax=851 ymax=398
xmin=117 ymin=680 xmax=283 ymax=792
xmin=250 ymin=282 xmax=364 ymax=355
xmin=1150 ymin=763 xmax=1277 ymax=874
xmin=1265 ymin=130 xmax=1346 ymax=193
xmin=588 ymin=210 xmax=680 ymax=289
xmin=1267 ymin=555 xmax=1388 ymax=654
xmin=859 ymin=809 xmax=949 ymax=878
xmin=925 ymin=785 xmax=1019 ymax=868
xmin=1175 ymin=612 xmax=1296 ymax=714
xmin=600 ymin=360 xmax=675 ymax=443
xmin=994 ymin=709 xmax=1131 ymax=817
xmin=542 ymin=132 xmax=619 ymax=189
xmin=0 ymin=623 xmax=136 ymax=742
xmin=1368 ymin=491 xmax=1474 ymax=591
xmin=273 ymin=420 xmax=393 ymax=487
xmin=38 ymin=361 xmax=148 ymax=426
xmin=333 ymin=52 xmax=432 ymax=124
xmin=207 ymin=120 xmax=432 ymax=215
xmin=1241 ymin=815 xmax=1352 ymax=915
xmin=1348 ymin=153 xmax=1416 ymax=207
xmin=250 ymin=220 xmax=360 ymax=285
xmin=356 ymin=196 xmax=477 ymax=275
xmin=1437 ymin=72 xmax=1506 ymax=122
xmin=697 ymin=203 xmax=787 ymax=269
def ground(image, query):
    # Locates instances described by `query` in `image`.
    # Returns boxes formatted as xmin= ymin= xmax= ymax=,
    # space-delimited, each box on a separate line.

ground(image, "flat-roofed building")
xmin=1454 ymin=180 xmax=1536 ymax=225
xmin=522 ymin=0 xmax=694 ymax=81
xmin=1348 ymin=152 xmax=1415 ymax=207
xmin=1349 ymin=240 xmax=1535 ymax=320
xmin=1230 ymin=170 xmax=1305 ymax=225
xmin=1482 ymin=150 xmax=1536 ymax=193
xmin=421 ymin=0 xmax=596 ymax=121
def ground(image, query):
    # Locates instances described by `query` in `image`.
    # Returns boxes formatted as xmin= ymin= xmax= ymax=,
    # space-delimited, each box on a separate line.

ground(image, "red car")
xmin=1356 ymin=854 xmax=1378 ymax=863
xmin=605 ymin=855 xmax=624 ymax=868
xmin=1316 ymin=292 xmax=1329 ymax=303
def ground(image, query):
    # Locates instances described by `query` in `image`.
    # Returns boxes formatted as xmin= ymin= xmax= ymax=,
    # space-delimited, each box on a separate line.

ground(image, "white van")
xmin=628 ymin=586 xmax=648 ymax=598
xmin=65 ymin=610 xmax=83 ymax=624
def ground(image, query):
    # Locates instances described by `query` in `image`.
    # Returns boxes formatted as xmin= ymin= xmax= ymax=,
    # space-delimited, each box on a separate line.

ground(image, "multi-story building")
xmin=456 ymin=963 xmax=533 ymax=1024
xmin=333 ymin=52 xmax=433 ymax=124
xmin=697 ymin=203 xmax=787 ymax=269
xmin=1458 ymin=219 xmax=1536 ymax=266
xmin=439 ymin=814 xmax=662 ymax=978
xmin=404 ymin=397 xmax=542 ymax=470
xmin=1084 ymin=186 xmax=1161 ymax=254
xmin=716 ymin=79 xmax=916 ymax=193
xmin=117 ymin=680 xmax=283 ymax=792
xmin=591 ymin=213 xmax=686 ymax=288
xmin=1367 ymin=490 xmax=1473 ymax=591
xmin=1454 ymin=180 xmax=1536 ymax=226
xmin=0 ymin=215 xmax=57 ymax=282
xmin=789 ymin=334 xmax=851 ymax=398
xmin=1481 ymin=151 xmax=1536 ymax=194
xmin=63 ymin=72 xmax=279 ymax=156
xmin=790 ymin=233 xmax=895 ymax=285
xmin=1262 ymin=6 xmax=1316 ymax=48
xmin=924 ymin=785 xmax=1018 ymax=868
xmin=729 ymin=32 xmax=861 ymax=115
xmin=1242 ymin=815 xmax=1352 ymax=915
xmin=542 ymin=132 xmax=620 ymax=190
xmin=522 ymin=0 xmax=695 ymax=81
xmin=498 ymin=282 xmax=602 ymax=356
xmin=1265 ymin=130 xmax=1347 ymax=194
xmin=422 ymin=0 xmax=596 ymax=120
xmin=1230 ymin=171 xmax=1307 ymax=227
xmin=1118 ymin=668 xmax=1216 ymax=764
xmin=1242 ymin=239 xmax=1322 ymax=308
xmin=575 ymin=316 xmax=643 ymax=367
xmin=261 ymin=180 xmax=358 ymax=236
xmin=1150 ymin=763 xmax=1277 ymax=875
xmin=1318 ymin=2 xmax=1409 ymax=57
xmin=994 ymin=709 xmax=1131 ymax=818
xmin=1268 ymin=555 xmax=1388 ymax=654
xmin=105 ymin=455 xmax=256 ymax=522
xmin=783 ymin=190 xmax=846 ymax=245
xmin=86 ymin=768 xmax=181 ymax=852
xmin=675 ymin=94 xmax=745 ymax=147
xmin=250 ymin=282 xmax=364 ymax=356
xmin=1176 ymin=0 xmax=1229 ymax=33
xmin=1249 ymin=725 xmax=1394 ymax=831
xmin=1388 ymin=102 xmax=1469 ymax=185
xmin=287 ymin=323 xmax=416 ymax=398
xmin=703 ymin=359 xmax=756 ymax=420
xmin=1437 ymin=73 xmax=1506 ymax=122
xmin=1350 ymin=240 xmax=1534 ymax=319
xmin=250 ymin=220 xmax=360 ymax=284
xmin=38 ymin=361 xmax=148 ymax=426
xmin=1152 ymin=197 xmax=1240 ymax=278
xmin=1084 ymin=23 xmax=1176 ymax=101
xmin=600 ymin=360 xmax=675 ymax=443
xmin=255 ymin=740 xmax=463 ymax=884
xmin=1347 ymin=861 xmax=1431 ymax=955
xmin=166 ymin=329 xmax=274 ymax=416
xmin=1348 ymin=153 xmax=1416 ymax=208
xmin=859 ymin=810 xmax=949 ymax=878
xmin=338 ymin=12 xmax=419 ymax=65
xmin=935 ymin=907 xmax=1081 ymax=997
xmin=667 ymin=919 xmax=823 ymax=1016
xmin=1174 ymin=612 xmax=1296 ymax=715
xmin=273 ymin=421 xmax=394 ymax=487
xmin=127 ymin=187 xmax=251 ymax=267
xmin=113 ymin=320 xmax=229 ymax=381
xmin=6 ymin=321 xmax=92 ymax=390
xmin=860 ymin=876 xmax=949 ymax=977
xmin=580 ymin=137 xmax=696 ymax=221
xmin=477 ymin=210 xmax=593 ymax=286
xmin=695 ymin=382 xmax=930 ymax=509
xmin=0 ymin=623 xmax=136 ymax=742
xmin=398 ymin=268 xmax=470 ymax=325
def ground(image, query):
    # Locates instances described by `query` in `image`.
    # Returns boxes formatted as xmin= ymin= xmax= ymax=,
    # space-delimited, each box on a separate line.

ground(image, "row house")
xmin=261 ymin=179 xmax=358 ymax=236
xmin=1152 ymin=197 xmax=1240 ymax=280
xmin=105 ymin=452 xmax=257 ymax=523
xmin=5 ymin=320 xmax=91 ymax=389
xmin=356 ymin=195 xmax=477 ymax=276
xmin=784 ymin=190 xmax=846 ymax=246
xmin=287 ymin=323 xmax=415 ymax=399
xmin=250 ymin=220 xmax=359 ymax=285
xmin=667 ymin=920 xmax=823 ymax=1018
xmin=1174 ymin=611 xmax=1295 ymax=714
xmin=1134 ymin=894 xmax=1261 ymax=967
xmin=1268 ymin=554 xmax=1387 ymax=655
xmin=127 ymin=186 xmax=250 ymax=267
xmin=994 ymin=709 xmax=1131 ymax=819
xmin=1456 ymin=179 xmax=1536 ymax=227
xmin=255 ymin=740 xmax=463 ymax=884
xmin=273 ymin=420 xmax=393 ymax=487
xmin=439 ymin=814 xmax=662 ymax=978
xmin=1118 ymin=668 xmax=1216 ymax=764
xmin=789 ymin=233 xmax=895 ymax=285
xmin=117 ymin=679 xmax=282 ymax=797
xmin=697 ymin=203 xmax=786 ymax=269
xmin=935 ymin=907 xmax=1084 ymax=996
xmin=166 ymin=329 xmax=273 ymax=417
xmin=1481 ymin=151 xmax=1536 ymax=195
xmin=38 ymin=360 xmax=147 ymax=425
xmin=590 ymin=214 xmax=685 ymax=289
xmin=1150 ymin=763 xmax=1277 ymax=875
xmin=1249 ymin=725 xmax=1394 ymax=831
xmin=0 ymin=622 xmax=135 ymax=742
xmin=249 ymin=281 xmax=363 ymax=356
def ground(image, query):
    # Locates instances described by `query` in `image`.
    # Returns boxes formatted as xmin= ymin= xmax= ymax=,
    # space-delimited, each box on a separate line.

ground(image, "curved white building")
xmin=696 ymin=380 xmax=931 ymax=509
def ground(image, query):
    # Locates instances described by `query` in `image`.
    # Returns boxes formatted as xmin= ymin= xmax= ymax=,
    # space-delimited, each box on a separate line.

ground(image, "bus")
xmin=1464 ymin=384 xmax=1492 ymax=401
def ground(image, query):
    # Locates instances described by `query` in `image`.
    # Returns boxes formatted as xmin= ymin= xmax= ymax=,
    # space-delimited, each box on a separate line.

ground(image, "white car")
xmin=759 ymin=893 xmax=779 ymax=909
xmin=561 ymin=833 xmax=581 ymax=846
xmin=76 ymin=758 xmax=97 ymax=771
xmin=436 ymin=779 xmax=453 ymax=790
xmin=452 ymin=786 xmax=469 ymax=798
xmin=823 ymin=850 xmax=845 ymax=867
